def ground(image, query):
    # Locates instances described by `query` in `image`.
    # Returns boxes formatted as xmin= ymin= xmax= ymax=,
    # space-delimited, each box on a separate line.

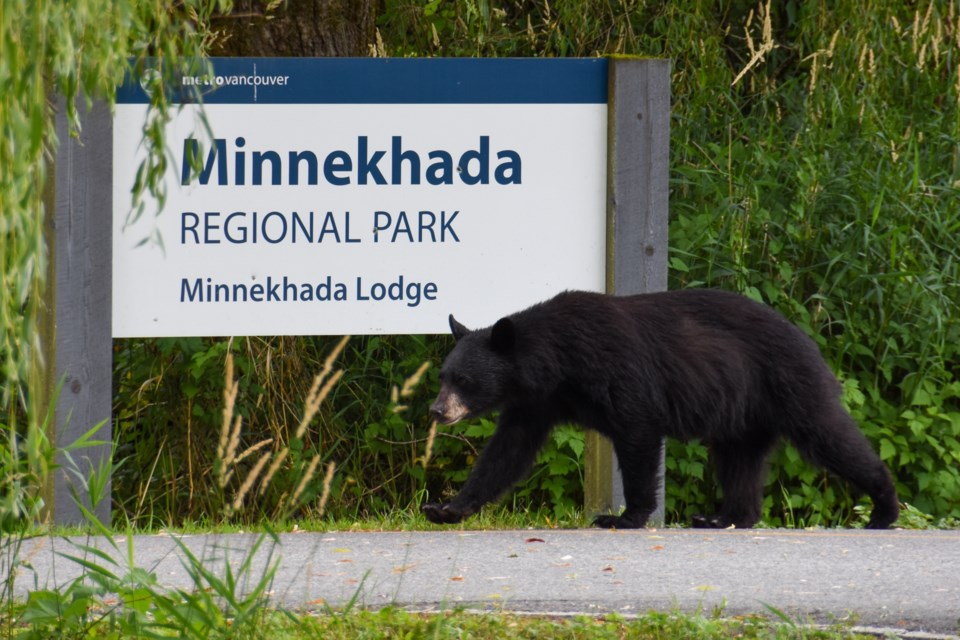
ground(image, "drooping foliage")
xmin=0 ymin=0 xmax=231 ymax=529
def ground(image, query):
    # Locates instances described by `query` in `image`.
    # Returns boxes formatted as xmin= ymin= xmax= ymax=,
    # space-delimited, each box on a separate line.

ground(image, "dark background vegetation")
xmin=113 ymin=0 xmax=959 ymax=528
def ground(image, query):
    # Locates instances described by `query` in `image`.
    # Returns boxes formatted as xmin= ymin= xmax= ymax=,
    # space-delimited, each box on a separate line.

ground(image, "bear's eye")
xmin=451 ymin=373 xmax=472 ymax=389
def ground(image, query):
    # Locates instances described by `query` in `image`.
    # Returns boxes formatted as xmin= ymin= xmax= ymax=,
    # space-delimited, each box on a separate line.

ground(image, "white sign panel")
xmin=113 ymin=59 xmax=608 ymax=337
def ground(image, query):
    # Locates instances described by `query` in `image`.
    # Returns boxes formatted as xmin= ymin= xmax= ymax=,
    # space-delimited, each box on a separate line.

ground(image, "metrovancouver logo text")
xmin=179 ymin=62 xmax=288 ymax=102
xmin=181 ymin=136 xmax=523 ymax=186
xmin=181 ymin=73 xmax=290 ymax=88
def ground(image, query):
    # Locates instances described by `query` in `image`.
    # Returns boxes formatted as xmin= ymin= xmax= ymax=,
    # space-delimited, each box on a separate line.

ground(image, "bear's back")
xmin=505 ymin=289 xmax=838 ymax=439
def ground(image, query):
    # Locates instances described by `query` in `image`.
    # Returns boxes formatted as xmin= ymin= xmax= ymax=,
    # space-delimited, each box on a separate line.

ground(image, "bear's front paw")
xmin=422 ymin=502 xmax=468 ymax=524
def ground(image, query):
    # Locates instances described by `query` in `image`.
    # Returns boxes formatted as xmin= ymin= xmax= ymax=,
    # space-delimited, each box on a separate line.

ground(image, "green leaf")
xmin=669 ymin=256 xmax=690 ymax=273
xmin=879 ymin=439 xmax=896 ymax=461
xmin=22 ymin=590 xmax=66 ymax=625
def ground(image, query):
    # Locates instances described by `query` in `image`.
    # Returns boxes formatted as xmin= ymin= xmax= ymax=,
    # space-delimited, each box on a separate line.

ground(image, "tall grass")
xmin=214 ymin=336 xmax=345 ymax=520
xmin=114 ymin=335 xmax=585 ymax=526
xmin=12 ymin=339 xmax=348 ymax=639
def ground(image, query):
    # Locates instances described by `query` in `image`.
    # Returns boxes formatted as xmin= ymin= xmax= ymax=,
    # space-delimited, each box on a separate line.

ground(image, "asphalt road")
xmin=8 ymin=528 xmax=959 ymax=637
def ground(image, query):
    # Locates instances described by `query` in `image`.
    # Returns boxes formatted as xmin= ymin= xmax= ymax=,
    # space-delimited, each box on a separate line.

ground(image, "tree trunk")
xmin=213 ymin=0 xmax=377 ymax=57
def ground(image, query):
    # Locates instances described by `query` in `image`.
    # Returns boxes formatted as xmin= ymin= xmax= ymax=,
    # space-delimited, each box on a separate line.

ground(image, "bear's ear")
xmin=490 ymin=317 xmax=515 ymax=352
xmin=449 ymin=314 xmax=470 ymax=341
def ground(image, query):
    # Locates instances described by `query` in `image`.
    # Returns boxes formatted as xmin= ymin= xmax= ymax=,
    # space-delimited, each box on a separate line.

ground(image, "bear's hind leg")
xmin=788 ymin=409 xmax=899 ymax=529
xmin=693 ymin=437 xmax=775 ymax=529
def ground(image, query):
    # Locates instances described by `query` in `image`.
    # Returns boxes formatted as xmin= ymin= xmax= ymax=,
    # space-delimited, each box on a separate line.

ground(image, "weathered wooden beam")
xmin=42 ymin=100 xmax=114 ymax=526
xmin=585 ymin=58 xmax=670 ymax=526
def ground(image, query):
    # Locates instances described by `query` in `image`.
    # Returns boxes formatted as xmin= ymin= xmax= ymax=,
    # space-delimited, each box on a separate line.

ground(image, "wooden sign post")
xmin=585 ymin=58 xmax=670 ymax=525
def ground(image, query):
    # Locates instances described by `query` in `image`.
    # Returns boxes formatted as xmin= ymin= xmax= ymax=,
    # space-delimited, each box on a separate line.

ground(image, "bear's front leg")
xmin=422 ymin=408 xmax=552 ymax=525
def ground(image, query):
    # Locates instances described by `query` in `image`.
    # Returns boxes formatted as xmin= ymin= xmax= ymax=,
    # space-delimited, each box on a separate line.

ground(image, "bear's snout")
xmin=429 ymin=401 xmax=448 ymax=423
xmin=430 ymin=387 xmax=470 ymax=425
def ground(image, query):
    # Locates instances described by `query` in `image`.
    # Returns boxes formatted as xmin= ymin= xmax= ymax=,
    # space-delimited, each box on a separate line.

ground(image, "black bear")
xmin=423 ymin=289 xmax=899 ymax=529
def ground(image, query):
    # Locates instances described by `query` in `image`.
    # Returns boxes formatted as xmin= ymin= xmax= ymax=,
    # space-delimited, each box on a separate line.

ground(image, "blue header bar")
xmin=117 ymin=58 xmax=609 ymax=105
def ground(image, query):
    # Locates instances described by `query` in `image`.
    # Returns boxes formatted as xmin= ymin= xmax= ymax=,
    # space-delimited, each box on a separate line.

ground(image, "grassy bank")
xmin=3 ymin=600 xmax=879 ymax=639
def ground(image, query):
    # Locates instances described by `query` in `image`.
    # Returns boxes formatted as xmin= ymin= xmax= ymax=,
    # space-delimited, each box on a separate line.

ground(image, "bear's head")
xmin=429 ymin=314 xmax=516 ymax=425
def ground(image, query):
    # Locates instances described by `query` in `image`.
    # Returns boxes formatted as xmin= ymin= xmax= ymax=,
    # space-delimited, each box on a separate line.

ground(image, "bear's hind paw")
xmin=591 ymin=513 xmax=647 ymax=529
xmin=691 ymin=514 xmax=727 ymax=528
xmin=691 ymin=514 xmax=754 ymax=529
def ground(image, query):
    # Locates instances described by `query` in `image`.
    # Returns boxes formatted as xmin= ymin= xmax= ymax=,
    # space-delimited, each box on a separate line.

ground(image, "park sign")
xmin=112 ymin=58 xmax=609 ymax=337
xmin=50 ymin=58 xmax=666 ymax=524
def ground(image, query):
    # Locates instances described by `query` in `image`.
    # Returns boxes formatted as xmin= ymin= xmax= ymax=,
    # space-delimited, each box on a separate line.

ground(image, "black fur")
xmin=424 ymin=289 xmax=900 ymax=529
